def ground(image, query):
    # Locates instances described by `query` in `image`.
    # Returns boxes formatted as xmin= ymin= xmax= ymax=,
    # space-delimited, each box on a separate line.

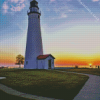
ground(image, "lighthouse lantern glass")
xmin=35 ymin=3 xmax=38 ymax=6
xmin=30 ymin=7 xmax=39 ymax=12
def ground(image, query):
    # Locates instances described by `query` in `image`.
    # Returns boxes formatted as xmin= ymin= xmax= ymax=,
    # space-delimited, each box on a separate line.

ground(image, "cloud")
xmin=11 ymin=3 xmax=25 ymax=11
xmin=51 ymin=13 xmax=68 ymax=19
xmin=2 ymin=2 xmax=9 ymax=13
xmin=61 ymin=13 xmax=67 ymax=18
xmin=10 ymin=0 xmax=25 ymax=3
xmin=50 ymin=0 xmax=55 ymax=2
xmin=54 ymin=5 xmax=69 ymax=13
xmin=49 ymin=0 xmax=56 ymax=3
xmin=2 ymin=2 xmax=9 ymax=10
xmin=48 ymin=0 xmax=75 ymax=19
xmin=2 ymin=0 xmax=26 ymax=13
xmin=19 ymin=0 xmax=25 ymax=3
xmin=92 ymin=0 xmax=99 ymax=2
xmin=68 ymin=9 xmax=74 ymax=12
xmin=10 ymin=0 xmax=19 ymax=3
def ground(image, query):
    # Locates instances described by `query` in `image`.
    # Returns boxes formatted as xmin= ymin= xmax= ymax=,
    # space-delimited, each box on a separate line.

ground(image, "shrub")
xmin=75 ymin=65 xmax=78 ymax=68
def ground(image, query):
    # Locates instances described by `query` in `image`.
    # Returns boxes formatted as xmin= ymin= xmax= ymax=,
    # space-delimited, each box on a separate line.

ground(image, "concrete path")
xmin=73 ymin=73 xmax=100 ymax=100
xmin=56 ymin=71 xmax=100 ymax=100
xmin=0 ymin=77 xmax=6 ymax=79
xmin=0 ymin=77 xmax=59 ymax=100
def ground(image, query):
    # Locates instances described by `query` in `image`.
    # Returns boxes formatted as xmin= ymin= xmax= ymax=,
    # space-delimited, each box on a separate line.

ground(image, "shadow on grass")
xmin=0 ymin=89 xmax=33 ymax=100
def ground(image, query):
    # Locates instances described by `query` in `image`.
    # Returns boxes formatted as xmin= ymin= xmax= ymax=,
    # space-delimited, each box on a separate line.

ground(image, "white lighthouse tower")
xmin=24 ymin=0 xmax=43 ymax=69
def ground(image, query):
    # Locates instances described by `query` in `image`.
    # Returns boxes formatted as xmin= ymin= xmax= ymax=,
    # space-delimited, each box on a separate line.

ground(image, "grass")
xmin=55 ymin=68 xmax=100 ymax=76
xmin=0 ymin=69 xmax=89 ymax=100
xmin=0 ymin=89 xmax=33 ymax=100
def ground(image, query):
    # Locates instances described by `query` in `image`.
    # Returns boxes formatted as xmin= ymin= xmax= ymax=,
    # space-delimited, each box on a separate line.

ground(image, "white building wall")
xmin=37 ymin=60 xmax=45 ymax=69
xmin=24 ymin=13 xmax=43 ymax=69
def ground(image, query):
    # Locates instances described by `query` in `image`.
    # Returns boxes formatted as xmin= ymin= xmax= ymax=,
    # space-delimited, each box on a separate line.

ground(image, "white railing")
xmin=27 ymin=10 xmax=41 ymax=15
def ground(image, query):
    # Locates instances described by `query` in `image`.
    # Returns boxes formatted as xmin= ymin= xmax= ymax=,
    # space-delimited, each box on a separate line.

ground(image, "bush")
xmin=75 ymin=65 xmax=78 ymax=68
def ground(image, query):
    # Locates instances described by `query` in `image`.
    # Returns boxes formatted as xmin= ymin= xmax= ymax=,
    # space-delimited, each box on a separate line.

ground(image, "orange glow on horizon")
xmin=0 ymin=52 xmax=16 ymax=65
xmin=54 ymin=52 xmax=100 ymax=67
xmin=55 ymin=59 xmax=88 ymax=66
xmin=1 ymin=52 xmax=100 ymax=67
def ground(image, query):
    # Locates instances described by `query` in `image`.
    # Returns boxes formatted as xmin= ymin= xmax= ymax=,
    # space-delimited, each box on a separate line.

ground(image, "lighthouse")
xmin=24 ymin=0 xmax=55 ymax=69
xmin=24 ymin=0 xmax=43 ymax=69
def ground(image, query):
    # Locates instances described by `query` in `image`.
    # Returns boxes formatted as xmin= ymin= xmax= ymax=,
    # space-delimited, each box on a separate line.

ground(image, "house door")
xmin=48 ymin=60 xmax=51 ymax=69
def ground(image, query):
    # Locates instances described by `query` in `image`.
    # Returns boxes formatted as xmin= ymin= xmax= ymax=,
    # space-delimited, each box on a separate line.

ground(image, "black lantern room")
xmin=28 ymin=0 xmax=41 ymax=15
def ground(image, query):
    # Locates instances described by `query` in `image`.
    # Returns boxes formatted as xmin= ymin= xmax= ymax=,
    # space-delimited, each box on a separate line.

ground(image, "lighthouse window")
xmin=30 ymin=8 xmax=32 ymax=12
xmin=31 ymin=8 xmax=33 ymax=11
xmin=26 ymin=61 xmax=28 ymax=65
xmin=38 ymin=15 xmax=39 ymax=19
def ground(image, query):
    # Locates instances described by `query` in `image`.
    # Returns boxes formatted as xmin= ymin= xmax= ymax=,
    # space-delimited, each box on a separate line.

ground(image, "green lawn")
xmin=55 ymin=68 xmax=100 ymax=76
xmin=0 ymin=69 xmax=89 ymax=100
xmin=0 ymin=89 xmax=33 ymax=100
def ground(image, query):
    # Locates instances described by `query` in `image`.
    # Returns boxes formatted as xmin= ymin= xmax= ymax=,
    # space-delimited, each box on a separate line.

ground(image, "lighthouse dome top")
xmin=30 ymin=0 xmax=38 ymax=8
xmin=30 ymin=0 xmax=38 ymax=3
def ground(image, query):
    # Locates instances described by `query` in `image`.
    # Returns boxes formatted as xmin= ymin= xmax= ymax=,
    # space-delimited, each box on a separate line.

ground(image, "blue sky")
xmin=0 ymin=0 xmax=100 ymax=66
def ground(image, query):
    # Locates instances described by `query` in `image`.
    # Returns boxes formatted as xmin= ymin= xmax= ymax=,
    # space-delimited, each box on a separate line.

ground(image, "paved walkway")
xmin=0 ymin=77 xmax=6 ymax=79
xmin=57 ymin=71 xmax=100 ymax=100
xmin=73 ymin=72 xmax=100 ymax=100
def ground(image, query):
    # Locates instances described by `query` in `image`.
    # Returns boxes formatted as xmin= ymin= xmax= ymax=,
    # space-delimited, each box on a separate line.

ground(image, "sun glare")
xmin=89 ymin=63 xmax=92 ymax=66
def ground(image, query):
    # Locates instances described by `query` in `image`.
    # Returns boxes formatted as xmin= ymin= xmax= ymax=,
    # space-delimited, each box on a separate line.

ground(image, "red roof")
xmin=37 ymin=54 xmax=55 ymax=60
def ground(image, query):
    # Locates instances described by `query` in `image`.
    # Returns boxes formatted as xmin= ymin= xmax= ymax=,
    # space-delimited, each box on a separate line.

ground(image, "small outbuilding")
xmin=37 ymin=54 xmax=55 ymax=69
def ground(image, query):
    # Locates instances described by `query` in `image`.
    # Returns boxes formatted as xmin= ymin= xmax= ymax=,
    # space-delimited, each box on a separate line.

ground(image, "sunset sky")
xmin=0 ymin=0 xmax=100 ymax=67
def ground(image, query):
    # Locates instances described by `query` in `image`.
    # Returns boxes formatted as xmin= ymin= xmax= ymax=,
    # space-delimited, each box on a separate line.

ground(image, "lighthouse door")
xmin=48 ymin=60 xmax=51 ymax=69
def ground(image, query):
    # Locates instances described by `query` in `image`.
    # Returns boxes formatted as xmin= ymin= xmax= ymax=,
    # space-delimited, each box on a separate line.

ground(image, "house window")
xmin=26 ymin=61 xmax=28 ymax=65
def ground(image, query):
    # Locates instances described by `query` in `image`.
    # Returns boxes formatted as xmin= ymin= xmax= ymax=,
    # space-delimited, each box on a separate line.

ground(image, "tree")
xmin=15 ymin=54 xmax=25 ymax=68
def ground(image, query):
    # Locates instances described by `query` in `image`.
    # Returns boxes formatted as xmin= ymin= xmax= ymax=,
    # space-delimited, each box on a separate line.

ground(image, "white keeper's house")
xmin=24 ymin=0 xmax=55 ymax=69
xmin=37 ymin=54 xmax=55 ymax=69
